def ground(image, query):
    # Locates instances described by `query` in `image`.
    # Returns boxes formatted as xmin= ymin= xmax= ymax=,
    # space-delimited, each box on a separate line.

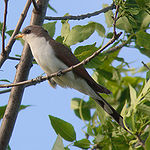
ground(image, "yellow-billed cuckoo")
xmin=15 ymin=25 xmax=126 ymax=131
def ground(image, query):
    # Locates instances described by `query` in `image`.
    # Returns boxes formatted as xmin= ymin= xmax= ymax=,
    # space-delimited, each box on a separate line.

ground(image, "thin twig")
xmin=142 ymin=61 xmax=150 ymax=70
xmin=0 ymin=0 xmax=32 ymax=68
xmin=105 ymin=34 xmax=134 ymax=54
xmin=0 ymin=81 xmax=40 ymax=94
xmin=1 ymin=0 xmax=8 ymax=56
xmin=8 ymin=56 xmax=21 ymax=61
xmin=0 ymin=89 xmax=11 ymax=94
xmin=8 ymin=56 xmax=37 ymax=64
xmin=32 ymin=0 xmax=40 ymax=11
xmin=45 ymin=4 xmax=115 ymax=21
xmin=112 ymin=5 xmax=119 ymax=36
xmin=0 ymin=0 xmax=49 ymax=149
xmin=90 ymin=144 xmax=99 ymax=150
xmin=136 ymin=133 xmax=145 ymax=148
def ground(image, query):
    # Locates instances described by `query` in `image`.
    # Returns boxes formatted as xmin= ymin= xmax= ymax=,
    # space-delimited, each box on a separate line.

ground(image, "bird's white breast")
xmin=27 ymin=36 xmax=65 ymax=73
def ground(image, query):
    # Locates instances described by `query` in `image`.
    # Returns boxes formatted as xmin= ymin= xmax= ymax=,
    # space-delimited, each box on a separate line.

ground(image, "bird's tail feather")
xmin=93 ymin=93 xmax=128 ymax=132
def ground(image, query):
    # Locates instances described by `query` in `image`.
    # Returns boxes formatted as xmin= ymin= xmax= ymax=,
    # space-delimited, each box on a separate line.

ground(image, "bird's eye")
xmin=24 ymin=29 xmax=31 ymax=34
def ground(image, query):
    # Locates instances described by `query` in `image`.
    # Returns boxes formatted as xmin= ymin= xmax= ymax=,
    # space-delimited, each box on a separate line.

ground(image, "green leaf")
xmin=71 ymin=98 xmax=91 ymax=121
xmin=122 ymin=76 xmax=143 ymax=86
xmin=74 ymin=43 xmax=104 ymax=68
xmin=0 ymin=22 xmax=3 ymax=32
xmin=106 ymin=32 xmax=113 ymax=39
xmin=145 ymin=132 xmax=150 ymax=150
xmin=74 ymin=139 xmax=91 ymax=149
xmin=74 ymin=43 xmax=107 ymax=69
xmin=138 ymin=79 xmax=150 ymax=102
xmin=136 ymin=62 xmax=150 ymax=73
xmin=103 ymin=4 xmax=113 ymax=27
xmin=0 ymin=22 xmax=7 ymax=36
xmin=74 ymin=43 xmax=97 ymax=60
xmin=0 ymin=105 xmax=30 ymax=120
xmin=141 ymin=13 xmax=150 ymax=28
xmin=6 ymin=30 xmax=14 ymax=37
xmin=116 ymin=16 xmax=133 ymax=33
xmin=64 ymin=147 xmax=70 ymax=150
xmin=55 ymin=36 xmax=64 ymax=44
xmin=19 ymin=105 xmax=30 ymax=110
xmin=52 ymin=135 xmax=65 ymax=150
xmin=49 ymin=115 xmax=76 ymax=142
xmin=61 ymin=20 xmax=70 ymax=39
xmin=121 ymin=101 xmax=128 ymax=117
xmin=64 ymin=22 xmax=95 ymax=46
xmin=138 ymin=104 xmax=150 ymax=117
xmin=0 ymin=79 xmax=11 ymax=83
xmin=96 ymin=69 xmax=113 ymax=80
xmin=6 ymin=145 xmax=11 ymax=150
xmin=95 ymin=134 xmax=105 ymax=143
xmin=48 ymin=4 xmax=57 ymax=13
xmin=87 ymin=126 xmax=95 ymax=136
xmin=129 ymin=84 xmax=137 ymax=109
xmin=146 ymin=70 xmax=150 ymax=81
xmin=95 ymin=23 xmax=105 ymax=37
xmin=95 ymin=102 xmax=106 ymax=125
xmin=43 ymin=22 xmax=57 ymax=38
xmin=136 ymin=30 xmax=150 ymax=49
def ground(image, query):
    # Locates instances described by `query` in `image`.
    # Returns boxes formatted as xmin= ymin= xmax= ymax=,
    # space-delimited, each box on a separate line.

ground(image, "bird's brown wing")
xmin=49 ymin=39 xmax=111 ymax=94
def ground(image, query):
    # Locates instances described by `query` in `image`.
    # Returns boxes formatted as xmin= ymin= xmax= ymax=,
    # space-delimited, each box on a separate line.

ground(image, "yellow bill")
xmin=15 ymin=33 xmax=24 ymax=39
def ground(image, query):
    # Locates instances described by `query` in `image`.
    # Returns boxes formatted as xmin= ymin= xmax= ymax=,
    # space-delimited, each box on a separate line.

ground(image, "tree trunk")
xmin=0 ymin=0 xmax=49 ymax=149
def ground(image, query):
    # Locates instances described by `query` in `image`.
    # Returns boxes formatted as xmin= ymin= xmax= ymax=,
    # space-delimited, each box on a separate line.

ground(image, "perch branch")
xmin=0 ymin=32 xmax=122 ymax=88
xmin=45 ymin=4 xmax=115 ymax=21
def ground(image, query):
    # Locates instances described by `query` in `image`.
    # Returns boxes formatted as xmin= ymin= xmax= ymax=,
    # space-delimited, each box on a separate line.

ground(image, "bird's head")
xmin=15 ymin=25 xmax=50 ymax=43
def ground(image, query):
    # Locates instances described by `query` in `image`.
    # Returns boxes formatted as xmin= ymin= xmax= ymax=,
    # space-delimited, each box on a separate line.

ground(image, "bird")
xmin=15 ymin=25 xmax=126 ymax=131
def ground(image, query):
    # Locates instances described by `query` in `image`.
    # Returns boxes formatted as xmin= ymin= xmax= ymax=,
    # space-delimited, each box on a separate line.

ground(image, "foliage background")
xmin=0 ymin=0 xmax=150 ymax=149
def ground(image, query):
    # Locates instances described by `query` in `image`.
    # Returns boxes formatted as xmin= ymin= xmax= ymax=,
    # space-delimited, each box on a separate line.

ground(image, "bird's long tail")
xmin=93 ymin=92 xmax=129 ymax=132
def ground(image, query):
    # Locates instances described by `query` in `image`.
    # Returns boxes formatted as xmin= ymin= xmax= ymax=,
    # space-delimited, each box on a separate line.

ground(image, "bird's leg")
xmin=57 ymin=69 xmax=63 ymax=77
xmin=35 ymin=75 xmax=43 ymax=83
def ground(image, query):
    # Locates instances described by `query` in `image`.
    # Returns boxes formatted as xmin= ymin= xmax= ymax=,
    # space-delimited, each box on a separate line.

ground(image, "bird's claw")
xmin=57 ymin=70 xmax=63 ymax=77
xmin=35 ymin=75 xmax=43 ymax=83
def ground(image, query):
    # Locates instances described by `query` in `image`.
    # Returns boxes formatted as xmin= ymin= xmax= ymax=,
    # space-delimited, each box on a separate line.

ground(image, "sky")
xmin=0 ymin=0 xmax=149 ymax=150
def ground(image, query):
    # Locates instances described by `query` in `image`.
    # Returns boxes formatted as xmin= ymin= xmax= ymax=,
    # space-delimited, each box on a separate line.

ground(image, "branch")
xmin=136 ymin=133 xmax=145 ymax=148
xmin=0 ymin=0 xmax=32 ymax=69
xmin=32 ymin=0 xmax=40 ymax=11
xmin=45 ymin=4 xmax=115 ymax=21
xmin=105 ymin=34 xmax=134 ymax=54
xmin=1 ymin=0 xmax=8 ymax=56
xmin=0 ymin=32 xmax=122 ymax=89
xmin=112 ymin=5 xmax=119 ymax=36
xmin=8 ymin=56 xmax=21 ymax=61
xmin=0 ymin=0 xmax=49 ymax=149
xmin=90 ymin=144 xmax=100 ymax=150
xmin=142 ymin=61 xmax=150 ymax=70
xmin=0 ymin=89 xmax=11 ymax=94
xmin=0 ymin=81 xmax=39 ymax=94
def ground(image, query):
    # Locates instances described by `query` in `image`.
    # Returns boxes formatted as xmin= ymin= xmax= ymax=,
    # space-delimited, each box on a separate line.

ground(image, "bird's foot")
xmin=57 ymin=70 xmax=63 ymax=77
xmin=35 ymin=75 xmax=43 ymax=83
